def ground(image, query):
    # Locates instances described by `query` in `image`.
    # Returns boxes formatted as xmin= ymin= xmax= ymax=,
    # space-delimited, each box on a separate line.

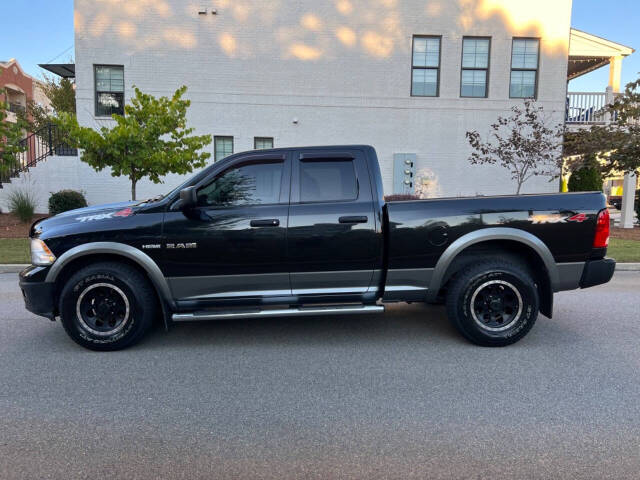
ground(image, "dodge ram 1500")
xmin=20 ymin=145 xmax=615 ymax=350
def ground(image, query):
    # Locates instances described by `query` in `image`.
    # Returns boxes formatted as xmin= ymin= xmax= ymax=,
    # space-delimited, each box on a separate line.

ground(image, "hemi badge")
xmin=142 ymin=244 xmax=161 ymax=249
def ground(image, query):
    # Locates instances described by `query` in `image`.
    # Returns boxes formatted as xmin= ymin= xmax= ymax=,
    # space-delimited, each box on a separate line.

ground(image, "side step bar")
xmin=172 ymin=304 xmax=384 ymax=322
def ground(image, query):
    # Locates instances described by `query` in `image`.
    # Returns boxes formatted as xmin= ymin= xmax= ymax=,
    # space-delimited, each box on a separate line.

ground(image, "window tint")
xmin=461 ymin=38 xmax=490 ymax=98
xmin=254 ymin=137 xmax=274 ymax=150
xmin=300 ymin=159 xmax=357 ymax=203
xmin=510 ymin=38 xmax=539 ymax=98
xmin=214 ymin=136 xmax=234 ymax=161
xmin=411 ymin=36 xmax=440 ymax=97
xmin=95 ymin=65 xmax=124 ymax=116
xmin=197 ymin=161 xmax=283 ymax=207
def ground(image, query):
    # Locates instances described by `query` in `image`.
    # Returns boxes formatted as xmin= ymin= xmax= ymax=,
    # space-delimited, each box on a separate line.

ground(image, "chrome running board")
xmin=172 ymin=304 xmax=384 ymax=322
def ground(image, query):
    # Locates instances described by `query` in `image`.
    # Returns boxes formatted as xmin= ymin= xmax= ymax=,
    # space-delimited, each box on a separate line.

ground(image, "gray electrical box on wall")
xmin=393 ymin=153 xmax=416 ymax=194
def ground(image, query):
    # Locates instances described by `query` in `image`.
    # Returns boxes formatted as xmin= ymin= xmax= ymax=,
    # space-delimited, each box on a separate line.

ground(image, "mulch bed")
xmin=611 ymin=226 xmax=640 ymax=241
xmin=0 ymin=213 xmax=47 ymax=238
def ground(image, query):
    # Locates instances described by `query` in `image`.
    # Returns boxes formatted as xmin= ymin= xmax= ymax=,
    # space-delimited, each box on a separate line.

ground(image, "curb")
xmin=2 ymin=263 xmax=640 ymax=274
xmin=615 ymin=263 xmax=640 ymax=271
xmin=0 ymin=264 xmax=28 ymax=274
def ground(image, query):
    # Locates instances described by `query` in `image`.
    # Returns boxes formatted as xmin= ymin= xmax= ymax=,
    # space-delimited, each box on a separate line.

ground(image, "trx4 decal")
xmin=76 ymin=208 xmax=134 ymax=223
xmin=529 ymin=212 xmax=589 ymax=224
xmin=566 ymin=213 xmax=588 ymax=223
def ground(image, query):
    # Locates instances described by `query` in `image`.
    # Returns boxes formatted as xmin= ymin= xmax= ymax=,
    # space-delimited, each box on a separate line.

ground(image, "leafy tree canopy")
xmin=564 ymin=76 xmax=640 ymax=178
xmin=0 ymin=89 xmax=28 ymax=178
xmin=18 ymin=75 xmax=76 ymax=132
xmin=57 ymin=85 xmax=212 ymax=200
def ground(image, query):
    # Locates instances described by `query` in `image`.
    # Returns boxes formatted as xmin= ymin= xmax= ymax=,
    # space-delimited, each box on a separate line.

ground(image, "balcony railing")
xmin=0 ymin=123 xmax=77 ymax=187
xmin=566 ymin=91 xmax=619 ymax=125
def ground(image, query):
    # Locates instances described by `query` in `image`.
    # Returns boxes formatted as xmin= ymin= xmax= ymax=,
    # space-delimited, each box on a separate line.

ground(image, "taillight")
xmin=593 ymin=208 xmax=610 ymax=248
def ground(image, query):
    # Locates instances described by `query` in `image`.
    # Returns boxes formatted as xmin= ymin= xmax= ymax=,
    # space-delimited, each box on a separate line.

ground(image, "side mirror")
xmin=179 ymin=186 xmax=197 ymax=209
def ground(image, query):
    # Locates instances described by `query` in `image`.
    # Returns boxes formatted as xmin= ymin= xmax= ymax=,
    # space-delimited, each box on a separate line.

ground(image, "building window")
xmin=254 ymin=137 xmax=274 ymax=150
xmin=411 ymin=36 xmax=441 ymax=97
xmin=510 ymin=38 xmax=539 ymax=98
xmin=214 ymin=136 xmax=234 ymax=161
xmin=461 ymin=37 xmax=490 ymax=98
xmin=95 ymin=65 xmax=124 ymax=116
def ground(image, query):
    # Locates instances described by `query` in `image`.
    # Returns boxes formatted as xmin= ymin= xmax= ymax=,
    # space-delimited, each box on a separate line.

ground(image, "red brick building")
xmin=0 ymin=59 xmax=34 ymax=123
xmin=1 ymin=58 xmax=52 ymax=125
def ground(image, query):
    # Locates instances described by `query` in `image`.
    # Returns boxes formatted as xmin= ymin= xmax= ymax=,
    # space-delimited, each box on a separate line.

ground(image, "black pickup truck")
xmin=20 ymin=145 xmax=615 ymax=350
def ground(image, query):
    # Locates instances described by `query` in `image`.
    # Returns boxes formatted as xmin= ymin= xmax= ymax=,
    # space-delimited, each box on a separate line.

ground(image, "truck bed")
xmin=383 ymin=191 xmax=607 ymax=301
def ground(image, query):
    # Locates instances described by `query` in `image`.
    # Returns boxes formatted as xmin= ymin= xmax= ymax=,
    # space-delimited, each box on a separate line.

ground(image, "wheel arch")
xmin=428 ymin=228 xmax=556 ymax=317
xmin=46 ymin=242 xmax=175 ymax=315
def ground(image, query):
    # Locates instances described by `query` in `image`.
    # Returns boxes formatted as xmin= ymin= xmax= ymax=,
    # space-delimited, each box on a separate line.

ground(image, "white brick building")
xmin=2 ymin=0 xmax=635 ymax=211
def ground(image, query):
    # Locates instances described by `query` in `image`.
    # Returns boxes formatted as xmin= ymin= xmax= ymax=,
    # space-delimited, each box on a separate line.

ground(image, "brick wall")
xmin=0 ymin=61 xmax=34 ymax=103
xmin=64 ymin=0 xmax=575 ymax=204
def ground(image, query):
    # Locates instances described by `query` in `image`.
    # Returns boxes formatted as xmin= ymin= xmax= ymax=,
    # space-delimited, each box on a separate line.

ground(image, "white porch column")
xmin=620 ymin=173 xmax=637 ymax=229
xmin=608 ymin=55 xmax=623 ymax=93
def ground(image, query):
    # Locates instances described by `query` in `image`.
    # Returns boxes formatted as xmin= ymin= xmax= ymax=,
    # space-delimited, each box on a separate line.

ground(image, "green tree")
xmin=0 ymin=89 xmax=28 ymax=179
xmin=57 ymin=86 xmax=211 ymax=200
xmin=18 ymin=75 xmax=76 ymax=132
xmin=567 ymin=155 xmax=603 ymax=192
xmin=466 ymin=99 xmax=564 ymax=194
xmin=564 ymin=76 xmax=640 ymax=178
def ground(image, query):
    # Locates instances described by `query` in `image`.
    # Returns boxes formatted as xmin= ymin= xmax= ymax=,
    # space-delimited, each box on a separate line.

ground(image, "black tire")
xmin=445 ymin=259 xmax=539 ymax=347
xmin=59 ymin=262 xmax=157 ymax=351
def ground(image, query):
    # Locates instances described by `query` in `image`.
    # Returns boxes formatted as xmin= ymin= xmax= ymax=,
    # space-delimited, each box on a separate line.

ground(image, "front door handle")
xmin=339 ymin=216 xmax=368 ymax=224
xmin=250 ymin=218 xmax=280 ymax=227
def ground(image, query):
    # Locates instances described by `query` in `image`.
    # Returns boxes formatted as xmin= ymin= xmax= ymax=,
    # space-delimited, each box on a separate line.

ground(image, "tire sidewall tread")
xmin=59 ymin=262 xmax=156 ymax=351
xmin=446 ymin=259 xmax=539 ymax=347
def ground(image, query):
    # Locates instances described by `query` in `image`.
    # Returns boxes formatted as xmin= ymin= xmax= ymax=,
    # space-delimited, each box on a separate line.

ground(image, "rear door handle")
xmin=339 ymin=216 xmax=368 ymax=224
xmin=250 ymin=219 xmax=280 ymax=227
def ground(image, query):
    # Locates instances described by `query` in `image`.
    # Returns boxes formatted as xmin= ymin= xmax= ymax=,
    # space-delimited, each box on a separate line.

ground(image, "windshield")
xmin=155 ymin=165 xmax=215 ymax=203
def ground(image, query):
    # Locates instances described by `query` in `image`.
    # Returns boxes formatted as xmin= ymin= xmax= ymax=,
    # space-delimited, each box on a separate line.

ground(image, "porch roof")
xmin=568 ymin=28 xmax=634 ymax=80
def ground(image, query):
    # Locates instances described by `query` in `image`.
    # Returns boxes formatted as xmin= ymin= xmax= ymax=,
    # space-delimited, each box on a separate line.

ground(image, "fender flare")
xmin=45 ymin=242 xmax=175 ymax=309
xmin=426 ymin=227 xmax=558 ymax=302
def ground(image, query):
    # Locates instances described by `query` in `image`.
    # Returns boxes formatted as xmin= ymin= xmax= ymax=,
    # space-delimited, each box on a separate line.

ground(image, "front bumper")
xmin=580 ymin=258 xmax=616 ymax=289
xmin=19 ymin=266 xmax=56 ymax=320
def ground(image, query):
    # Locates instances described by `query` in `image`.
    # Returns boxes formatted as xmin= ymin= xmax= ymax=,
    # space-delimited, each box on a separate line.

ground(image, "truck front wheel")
xmin=445 ymin=260 xmax=539 ymax=347
xmin=58 ymin=262 xmax=157 ymax=351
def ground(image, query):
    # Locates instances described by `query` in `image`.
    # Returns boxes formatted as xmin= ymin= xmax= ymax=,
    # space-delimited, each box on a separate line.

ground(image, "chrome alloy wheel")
xmin=75 ymin=283 xmax=130 ymax=336
xmin=470 ymin=280 xmax=523 ymax=332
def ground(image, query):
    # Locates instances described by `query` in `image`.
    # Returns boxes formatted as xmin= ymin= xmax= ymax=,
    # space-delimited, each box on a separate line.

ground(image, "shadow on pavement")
xmin=139 ymin=303 xmax=463 ymax=351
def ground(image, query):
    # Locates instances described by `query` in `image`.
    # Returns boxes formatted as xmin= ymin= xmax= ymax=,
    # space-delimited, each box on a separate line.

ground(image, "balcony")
xmin=566 ymin=29 xmax=633 ymax=130
xmin=565 ymin=90 xmax=619 ymax=127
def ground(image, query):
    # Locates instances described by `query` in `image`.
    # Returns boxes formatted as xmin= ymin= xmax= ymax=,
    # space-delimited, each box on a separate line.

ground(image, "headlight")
xmin=31 ymin=239 xmax=56 ymax=266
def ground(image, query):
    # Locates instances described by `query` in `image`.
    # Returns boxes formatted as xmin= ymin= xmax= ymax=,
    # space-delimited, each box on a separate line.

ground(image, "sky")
xmin=0 ymin=0 xmax=638 ymax=91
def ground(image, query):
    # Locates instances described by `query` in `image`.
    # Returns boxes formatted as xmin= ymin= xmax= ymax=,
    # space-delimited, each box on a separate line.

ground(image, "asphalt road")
xmin=1 ymin=272 xmax=639 ymax=479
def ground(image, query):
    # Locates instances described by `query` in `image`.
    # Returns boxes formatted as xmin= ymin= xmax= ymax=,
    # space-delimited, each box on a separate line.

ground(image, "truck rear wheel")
xmin=445 ymin=259 xmax=539 ymax=347
xmin=59 ymin=262 xmax=157 ymax=351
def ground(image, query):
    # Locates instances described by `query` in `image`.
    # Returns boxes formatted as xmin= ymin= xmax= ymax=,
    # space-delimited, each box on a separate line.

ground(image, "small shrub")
xmin=568 ymin=156 xmax=603 ymax=192
xmin=384 ymin=194 xmax=421 ymax=202
xmin=635 ymin=194 xmax=640 ymax=224
xmin=8 ymin=189 xmax=37 ymax=223
xmin=48 ymin=190 xmax=88 ymax=216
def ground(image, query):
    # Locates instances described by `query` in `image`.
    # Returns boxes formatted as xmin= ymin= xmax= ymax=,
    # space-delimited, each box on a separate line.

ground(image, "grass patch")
xmin=608 ymin=238 xmax=640 ymax=263
xmin=0 ymin=238 xmax=30 ymax=264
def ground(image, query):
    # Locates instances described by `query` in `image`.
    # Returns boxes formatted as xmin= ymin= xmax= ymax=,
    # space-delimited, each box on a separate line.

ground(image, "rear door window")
xmin=299 ymin=159 xmax=357 ymax=203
